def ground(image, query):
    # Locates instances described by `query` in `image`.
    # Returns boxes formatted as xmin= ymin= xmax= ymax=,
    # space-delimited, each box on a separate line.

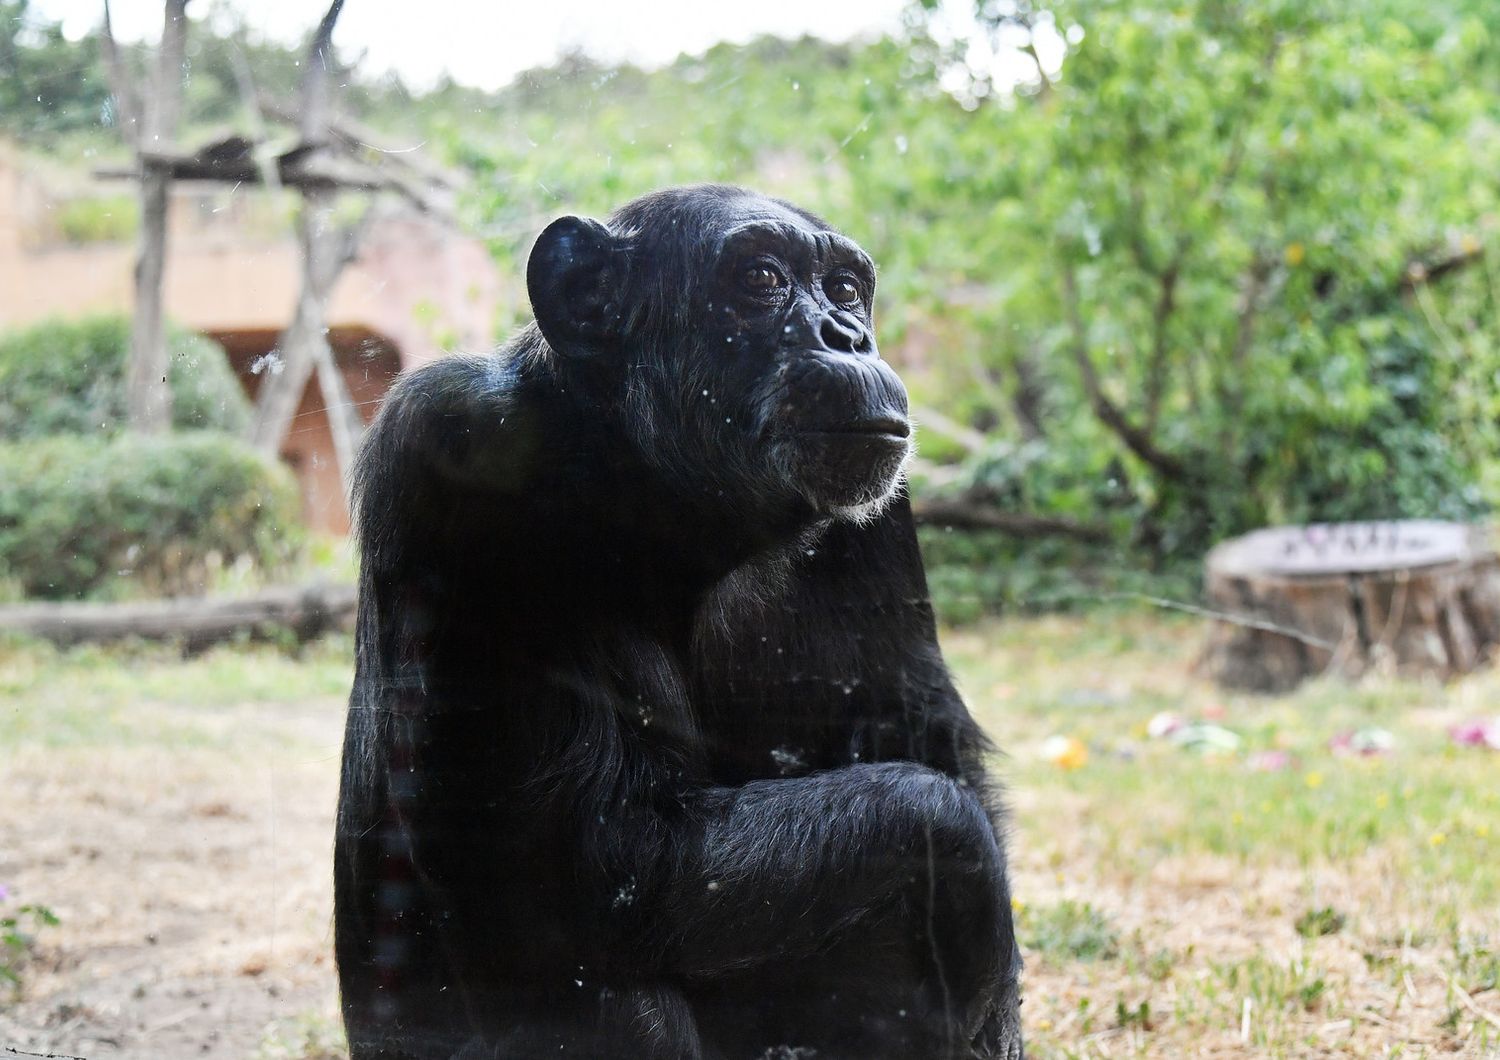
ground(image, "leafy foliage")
xmin=448 ymin=2 xmax=1500 ymax=567
xmin=5 ymin=0 xmax=1499 ymax=610
xmin=0 ymin=432 xmax=302 ymax=600
xmin=0 ymin=316 xmax=250 ymax=442
xmin=0 ymin=0 xmax=110 ymax=140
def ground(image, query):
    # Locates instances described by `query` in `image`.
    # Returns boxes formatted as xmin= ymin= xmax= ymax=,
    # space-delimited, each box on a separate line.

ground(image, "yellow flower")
xmin=1285 ymin=242 xmax=1306 ymax=266
xmin=1305 ymin=771 xmax=1324 ymax=789
xmin=1042 ymin=735 xmax=1088 ymax=770
xmin=1429 ymin=832 xmax=1447 ymax=848
xmin=1374 ymin=793 xmax=1390 ymax=809
xmin=1475 ymin=823 xmax=1489 ymax=839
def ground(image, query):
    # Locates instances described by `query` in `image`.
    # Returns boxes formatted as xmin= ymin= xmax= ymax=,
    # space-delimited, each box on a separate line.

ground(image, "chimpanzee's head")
xmin=527 ymin=185 xmax=912 ymax=527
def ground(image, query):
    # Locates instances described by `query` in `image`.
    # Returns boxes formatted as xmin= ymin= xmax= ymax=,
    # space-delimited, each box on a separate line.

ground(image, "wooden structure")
xmin=95 ymin=0 xmax=468 ymax=525
xmin=1202 ymin=520 xmax=1500 ymax=691
xmin=0 ymin=145 xmax=501 ymax=534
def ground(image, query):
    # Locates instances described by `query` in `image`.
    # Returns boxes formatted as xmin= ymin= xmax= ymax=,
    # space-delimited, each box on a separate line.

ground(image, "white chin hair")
xmin=804 ymin=437 xmax=906 ymax=524
xmin=826 ymin=445 xmax=911 ymax=526
xmin=827 ymin=491 xmax=896 ymax=527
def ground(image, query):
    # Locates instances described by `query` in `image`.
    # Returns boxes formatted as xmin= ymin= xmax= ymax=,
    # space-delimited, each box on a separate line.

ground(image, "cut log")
xmin=1201 ymin=521 xmax=1500 ymax=692
xmin=0 ymin=583 xmax=357 ymax=652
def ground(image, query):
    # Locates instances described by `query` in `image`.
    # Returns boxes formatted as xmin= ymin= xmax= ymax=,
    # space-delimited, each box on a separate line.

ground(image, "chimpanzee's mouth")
xmin=805 ymin=415 xmax=911 ymax=442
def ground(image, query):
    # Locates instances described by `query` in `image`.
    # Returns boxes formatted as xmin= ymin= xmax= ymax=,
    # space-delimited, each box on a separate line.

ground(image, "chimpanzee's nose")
xmin=819 ymin=310 xmax=875 ymax=356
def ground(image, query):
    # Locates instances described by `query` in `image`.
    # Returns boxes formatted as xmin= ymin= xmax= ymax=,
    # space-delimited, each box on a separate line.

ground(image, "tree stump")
xmin=1201 ymin=521 xmax=1500 ymax=692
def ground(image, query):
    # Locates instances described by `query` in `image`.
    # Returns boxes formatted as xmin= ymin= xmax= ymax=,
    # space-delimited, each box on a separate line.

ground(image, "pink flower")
xmin=1450 ymin=719 xmax=1500 ymax=750
xmin=1247 ymin=750 xmax=1293 ymax=772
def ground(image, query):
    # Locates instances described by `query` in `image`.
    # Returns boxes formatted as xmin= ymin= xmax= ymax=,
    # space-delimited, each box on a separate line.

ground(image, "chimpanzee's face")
xmin=528 ymin=187 xmax=912 ymax=526
xmin=695 ymin=198 xmax=912 ymax=521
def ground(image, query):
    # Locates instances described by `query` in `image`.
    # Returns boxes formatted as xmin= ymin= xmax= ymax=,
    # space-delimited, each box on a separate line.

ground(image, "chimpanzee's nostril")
xmin=820 ymin=312 xmax=872 ymax=355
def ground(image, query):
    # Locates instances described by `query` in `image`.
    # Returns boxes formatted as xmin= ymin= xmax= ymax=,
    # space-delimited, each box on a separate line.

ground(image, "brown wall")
xmin=0 ymin=146 xmax=511 ymax=534
xmin=0 ymin=152 xmax=503 ymax=367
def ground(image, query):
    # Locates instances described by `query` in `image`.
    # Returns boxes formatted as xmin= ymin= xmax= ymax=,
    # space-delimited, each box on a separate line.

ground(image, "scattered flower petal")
xmin=1147 ymin=712 xmax=1186 ymax=739
xmin=1172 ymin=723 xmax=1242 ymax=755
xmin=1247 ymin=749 xmax=1293 ymax=772
xmin=1449 ymin=718 xmax=1500 ymax=750
xmin=1041 ymin=735 xmax=1089 ymax=770
xmin=1329 ymin=727 xmax=1395 ymax=757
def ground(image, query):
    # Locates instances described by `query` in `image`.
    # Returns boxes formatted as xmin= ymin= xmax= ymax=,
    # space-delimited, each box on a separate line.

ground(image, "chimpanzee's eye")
xmin=742 ymin=262 xmax=786 ymax=295
xmin=825 ymin=274 xmax=862 ymax=307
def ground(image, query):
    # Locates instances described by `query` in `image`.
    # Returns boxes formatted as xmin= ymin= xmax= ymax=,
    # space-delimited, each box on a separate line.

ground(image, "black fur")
xmin=334 ymin=185 xmax=1024 ymax=1059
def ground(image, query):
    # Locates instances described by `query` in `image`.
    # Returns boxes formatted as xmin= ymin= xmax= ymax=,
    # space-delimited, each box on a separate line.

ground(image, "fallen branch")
xmin=1401 ymin=240 xmax=1485 ymax=291
xmin=912 ymin=405 xmax=989 ymax=455
xmin=0 ymin=583 xmax=357 ymax=650
xmin=911 ymin=499 xmax=1112 ymax=543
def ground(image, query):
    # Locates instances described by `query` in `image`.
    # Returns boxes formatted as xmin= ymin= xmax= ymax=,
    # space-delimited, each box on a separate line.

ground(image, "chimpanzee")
xmin=334 ymin=185 xmax=1024 ymax=1060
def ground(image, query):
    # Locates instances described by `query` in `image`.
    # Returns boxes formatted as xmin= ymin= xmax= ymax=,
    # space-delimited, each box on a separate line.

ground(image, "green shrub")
xmin=51 ymin=196 xmax=140 ymax=244
xmin=918 ymin=527 xmax=1199 ymax=624
xmin=0 ymin=433 xmax=302 ymax=600
xmin=0 ymin=316 xmax=249 ymax=441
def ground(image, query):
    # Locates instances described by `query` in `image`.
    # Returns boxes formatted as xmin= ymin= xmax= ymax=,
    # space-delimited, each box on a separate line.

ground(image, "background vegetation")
xmin=0 ymin=316 xmax=249 ymax=441
xmin=7 ymin=0 xmax=1499 ymax=604
xmin=0 ymin=318 xmax=298 ymax=600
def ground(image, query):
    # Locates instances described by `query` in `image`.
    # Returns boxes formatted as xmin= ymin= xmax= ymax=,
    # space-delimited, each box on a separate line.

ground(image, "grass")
xmin=0 ymin=633 xmax=353 ymax=750
xmin=2 ymin=608 xmax=1497 ymax=1055
xmin=947 ymin=611 xmax=1500 ymax=1056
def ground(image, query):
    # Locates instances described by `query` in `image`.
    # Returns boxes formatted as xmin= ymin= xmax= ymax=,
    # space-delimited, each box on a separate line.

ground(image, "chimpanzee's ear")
xmin=527 ymin=216 xmax=626 ymax=357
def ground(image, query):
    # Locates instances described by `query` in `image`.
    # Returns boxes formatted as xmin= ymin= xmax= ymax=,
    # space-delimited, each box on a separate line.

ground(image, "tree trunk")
xmin=117 ymin=0 xmax=191 ymax=434
xmin=1201 ymin=521 xmax=1500 ymax=692
xmin=125 ymin=165 xmax=173 ymax=432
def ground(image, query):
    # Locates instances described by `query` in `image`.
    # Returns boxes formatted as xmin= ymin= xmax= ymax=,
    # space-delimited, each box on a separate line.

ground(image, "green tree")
xmin=888 ymin=0 xmax=1500 ymax=551
xmin=0 ymin=0 xmax=110 ymax=138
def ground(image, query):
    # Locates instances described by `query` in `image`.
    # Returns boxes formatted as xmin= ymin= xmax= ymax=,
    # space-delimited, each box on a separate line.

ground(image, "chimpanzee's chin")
xmin=793 ymin=432 xmax=910 ymax=518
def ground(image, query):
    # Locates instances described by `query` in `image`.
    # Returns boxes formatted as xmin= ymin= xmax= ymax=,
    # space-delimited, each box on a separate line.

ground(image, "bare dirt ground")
xmin=0 ymin=695 xmax=347 ymax=1060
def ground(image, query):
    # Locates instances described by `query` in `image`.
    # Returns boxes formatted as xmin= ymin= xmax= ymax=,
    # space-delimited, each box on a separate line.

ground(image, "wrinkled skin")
xmin=334 ymin=185 xmax=1024 ymax=1059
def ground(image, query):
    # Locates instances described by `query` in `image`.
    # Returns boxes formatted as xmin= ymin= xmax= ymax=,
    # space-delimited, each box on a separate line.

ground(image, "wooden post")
xmin=247 ymin=0 xmax=367 ymax=497
xmin=102 ymin=0 xmax=190 ymax=435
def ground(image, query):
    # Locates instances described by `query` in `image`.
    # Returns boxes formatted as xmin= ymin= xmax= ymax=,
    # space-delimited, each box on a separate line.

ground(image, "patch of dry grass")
xmin=1 ymin=615 xmax=1497 ymax=1057
xmin=950 ymin=613 xmax=1500 ymax=1057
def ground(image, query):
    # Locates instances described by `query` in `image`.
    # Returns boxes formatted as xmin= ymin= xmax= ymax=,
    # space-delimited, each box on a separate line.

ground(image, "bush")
xmin=918 ymin=528 xmax=1199 ymax=624
xmin=0 ymin=433 xmax=302 ymax=600
xmin=0 ymin=316 xmax=250 ymax=441
xmin=51 ymin=195 xmax=140 ymax=244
